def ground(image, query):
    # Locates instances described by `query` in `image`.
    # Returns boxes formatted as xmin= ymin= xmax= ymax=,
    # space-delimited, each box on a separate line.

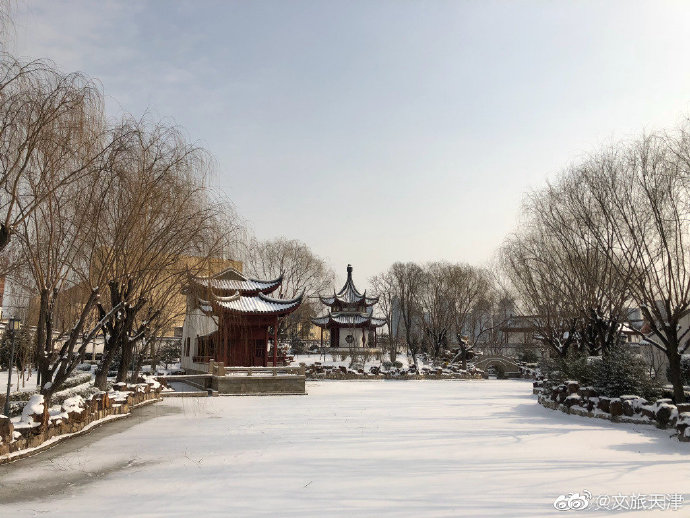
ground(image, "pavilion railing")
xmin=207 ymin=361 xmax=305 ymax=377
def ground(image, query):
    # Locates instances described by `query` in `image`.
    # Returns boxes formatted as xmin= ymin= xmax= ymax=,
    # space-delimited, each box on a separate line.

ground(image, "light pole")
xmin=3 ymin=317 xmax=21 ymax=416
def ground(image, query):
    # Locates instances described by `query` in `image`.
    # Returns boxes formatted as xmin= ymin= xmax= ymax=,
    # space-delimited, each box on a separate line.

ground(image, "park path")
xmin=1 ymin=380 xmax=688 ymax=517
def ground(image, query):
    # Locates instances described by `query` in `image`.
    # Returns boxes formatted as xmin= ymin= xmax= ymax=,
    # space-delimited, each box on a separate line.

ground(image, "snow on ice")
xmin=0 ymin=380 xmax=689 ymax=517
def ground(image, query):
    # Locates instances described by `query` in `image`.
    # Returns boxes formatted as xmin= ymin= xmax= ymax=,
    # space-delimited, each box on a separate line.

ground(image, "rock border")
xmin=304 ymin=363 xmax=484 ymax=380
xmin=533 ymin=379 xmax=690 ymax=442
xmin=0 ymin=381 xmax=163 ymax=463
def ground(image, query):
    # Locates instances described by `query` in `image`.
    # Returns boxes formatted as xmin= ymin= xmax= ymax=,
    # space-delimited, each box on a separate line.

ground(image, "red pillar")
xmin=273 ymin=317 xmax=278 ymax=367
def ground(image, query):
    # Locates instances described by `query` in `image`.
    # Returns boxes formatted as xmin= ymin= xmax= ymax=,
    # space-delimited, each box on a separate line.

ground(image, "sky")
xmin=8 ymin=1 xmax=690 ymax=289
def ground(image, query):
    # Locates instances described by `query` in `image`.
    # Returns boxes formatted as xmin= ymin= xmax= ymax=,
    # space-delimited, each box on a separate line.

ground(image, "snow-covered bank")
xmin=1 ymin=380 xmax=688 ymax=517
xmin=535 ymin=379 xmax=690 ymax=441
xmin=0 ymin=381 xmax=163 ymax=462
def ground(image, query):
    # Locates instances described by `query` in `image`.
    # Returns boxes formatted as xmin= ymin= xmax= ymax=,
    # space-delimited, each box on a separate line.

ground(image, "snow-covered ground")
xmin=0 ymin=368 xmax=39 ymax=394
xmin=1 ymin=380 xmax=689 ymax=517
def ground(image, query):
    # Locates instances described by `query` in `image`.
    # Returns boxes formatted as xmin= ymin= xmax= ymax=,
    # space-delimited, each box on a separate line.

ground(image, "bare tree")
xmin=449 ymin=265 xmax=497 ymax=368
xmin=370 ymin=270 xmax=399 ymax=362
xmin=247 ymin=237 xmax=333 ymax=342
xmin=500 ymin=230 xmax=580 ymax=358
xmin=85 ymin=119 xmax=225 ymax=388
xmin=0 ymin=55 xmax=108 ymax=254
xmin=390 ymin=262 xmax=425 ymax=365
xmin=504 ymin=120 xmax=690 ymax=402
xmin=525 ymin=173 xmax=633 ymax=355
xmin=565 ymin=131 xmax=690 ymax=401
xmin=419 ymin=262 xmax=457 ymax=359
xmin=248 ymin=237 xmax=333 ymax=298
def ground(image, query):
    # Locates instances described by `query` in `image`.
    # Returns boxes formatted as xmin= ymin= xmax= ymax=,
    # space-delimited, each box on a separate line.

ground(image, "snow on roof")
xmin=312 ymin=312 xmax=386 ymax=328
xmin=320 ymin=265 xmax=379 ymax=307
xmin=212 ymin=291 xmax=303 ymax=315
xmin=195 ymin=277 xmax=282 ymax=294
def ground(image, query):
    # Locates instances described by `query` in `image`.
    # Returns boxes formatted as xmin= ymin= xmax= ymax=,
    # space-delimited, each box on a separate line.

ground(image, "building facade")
xmin=181 ymin=267 xmax=303 ymax=371
xmin=312 ymin=265 xmax=385 ymax=348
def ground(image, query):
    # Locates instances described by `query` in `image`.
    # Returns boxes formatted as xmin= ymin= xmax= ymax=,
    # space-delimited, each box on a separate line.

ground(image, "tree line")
xmin=0 ymin=49 xmax=239 ymax=414
xmin=370 ymin=262 xmax=513 ymax=367
xmin=499 ymin=120 xmax=690 ymax=401
xmin=0 ymin=26 xmax=333 ymax=422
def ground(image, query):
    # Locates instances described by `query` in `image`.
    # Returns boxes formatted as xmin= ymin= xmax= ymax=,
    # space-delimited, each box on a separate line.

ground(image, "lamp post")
xmin=3 ymin=317 xmax=21 ymax=416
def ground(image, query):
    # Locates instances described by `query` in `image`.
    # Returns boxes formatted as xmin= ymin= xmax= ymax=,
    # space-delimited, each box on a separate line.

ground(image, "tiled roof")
xmin=194 ymin=277 xmax=282 ymax=294
xmin=320 ymin=264 xmax=379 ymax=307
xmin=312 ymin=311 xmax=386 ymax=328
xmin=212 ymin=292 xmax=303 ymax=315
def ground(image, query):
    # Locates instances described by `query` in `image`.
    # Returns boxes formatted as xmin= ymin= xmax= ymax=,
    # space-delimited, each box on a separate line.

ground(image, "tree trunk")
xmin=667 ymin=347 xmax=685 ymax=403
xmin=38 ymin=390 xmax=54 ymax=436
xmin=117 ymin=339 xmax=134 ymax=383
xmin=95 ymin=340 xmax=120 ymax=390
xmin=0 ymin=223 xmax=10 ymax=255
xmin=35 ymin=288 xmax=50 ymax=387
xmin=150 ymin=340 xmax=158 ymax=373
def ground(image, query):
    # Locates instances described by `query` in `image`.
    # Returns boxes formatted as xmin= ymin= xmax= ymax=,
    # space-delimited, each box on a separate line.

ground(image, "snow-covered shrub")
xmin=517 ymin=349 xmax=540 ymax=364
xmin=289 ymin=338 xmax=306 ymax=355
xmin=593 ymin=346 xmax=659 ymax=400
xmin=539 ymin=349 xmax=595 ymax=386
xmin=9 ymin=372 xmax=92 ymax=403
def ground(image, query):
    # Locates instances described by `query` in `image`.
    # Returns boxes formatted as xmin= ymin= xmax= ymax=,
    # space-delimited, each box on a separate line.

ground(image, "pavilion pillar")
xmin=374 ymin=329 xmax=377 ymax=348
xmin=273 ymin=316 xmax=278 ymax=367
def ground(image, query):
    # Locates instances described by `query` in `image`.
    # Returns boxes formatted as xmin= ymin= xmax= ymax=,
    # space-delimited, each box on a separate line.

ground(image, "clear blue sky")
xmin=10 ymin=1 xmax=690 ymax=288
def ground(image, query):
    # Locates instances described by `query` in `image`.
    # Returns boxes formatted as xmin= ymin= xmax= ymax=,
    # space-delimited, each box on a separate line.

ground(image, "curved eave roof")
xmin=318 ymin=265 xmax=380 ymax=307
xmin=319 ymin=293 xmax=378 ymax=307
xmin=192 ymin=276 xmax=283 ymax=295
xmin=196 ymin=298 xmax=215 ymax=315
xmin=312 ymin=312 xmax=386 ymax=328
xmin=211 ymin=291 xmax=303 ymax=316
xmin=335 ymin=278 xmax=365 ymax=303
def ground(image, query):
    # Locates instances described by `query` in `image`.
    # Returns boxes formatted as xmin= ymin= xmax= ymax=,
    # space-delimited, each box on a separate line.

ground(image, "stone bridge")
xmin=473 ymin=356 xmax=521 ymax=378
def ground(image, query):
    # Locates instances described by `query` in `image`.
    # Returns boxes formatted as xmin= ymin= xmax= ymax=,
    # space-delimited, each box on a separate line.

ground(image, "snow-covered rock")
xmin=20 ymin=394 xmax=44 ymax=425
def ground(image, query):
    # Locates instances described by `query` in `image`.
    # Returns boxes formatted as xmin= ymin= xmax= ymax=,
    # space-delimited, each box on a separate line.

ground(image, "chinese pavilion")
xmin=312 ymin=264 xmax=385 ymax=348
xmin=181 ymin=267 xmax=303 ymax=371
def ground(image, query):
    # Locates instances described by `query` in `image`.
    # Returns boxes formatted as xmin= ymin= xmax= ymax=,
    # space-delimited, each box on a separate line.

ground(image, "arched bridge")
xmin=473 ymin=356 xmax=521 ymax=378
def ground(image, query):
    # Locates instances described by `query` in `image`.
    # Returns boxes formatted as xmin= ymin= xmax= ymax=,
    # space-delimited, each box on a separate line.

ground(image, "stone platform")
xmin=159 ymin=364 xmax=306 ymax=396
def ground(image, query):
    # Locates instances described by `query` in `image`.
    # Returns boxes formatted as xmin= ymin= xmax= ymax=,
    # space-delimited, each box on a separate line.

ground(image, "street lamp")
xmin=3 ymin=317 xmax=21 ymax=417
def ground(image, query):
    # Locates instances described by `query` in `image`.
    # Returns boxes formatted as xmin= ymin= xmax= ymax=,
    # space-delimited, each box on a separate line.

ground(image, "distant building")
xmin=22 ymin=255 xmax=243 ymax=344
xmin=312 ymin=264 xmax=385 ymax=348
xmin=181 ymin=267 xmax=303 ymax=371
xmin=496 ymin=315 xmax=546 ymax=358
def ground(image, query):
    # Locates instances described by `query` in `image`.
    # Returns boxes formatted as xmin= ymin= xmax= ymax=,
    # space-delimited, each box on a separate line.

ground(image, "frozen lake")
xmin=1 ymin=380 xmax=688 ymax=517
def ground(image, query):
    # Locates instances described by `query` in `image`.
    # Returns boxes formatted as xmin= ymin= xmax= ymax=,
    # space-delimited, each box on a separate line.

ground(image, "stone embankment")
xmin=534 ymin=379 xmax=690 ymax=442
xmin=0 ymin=381 xmax=162 ymax=462
xmin=305 ymin=363 xmax=483 ymax=380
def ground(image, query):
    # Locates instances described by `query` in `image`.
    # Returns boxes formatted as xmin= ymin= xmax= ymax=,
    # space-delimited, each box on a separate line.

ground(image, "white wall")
xmin=339 ymin=328 xmax=364 ymax=348
xmin=181 ymin=299 xmax=218 ymax=371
